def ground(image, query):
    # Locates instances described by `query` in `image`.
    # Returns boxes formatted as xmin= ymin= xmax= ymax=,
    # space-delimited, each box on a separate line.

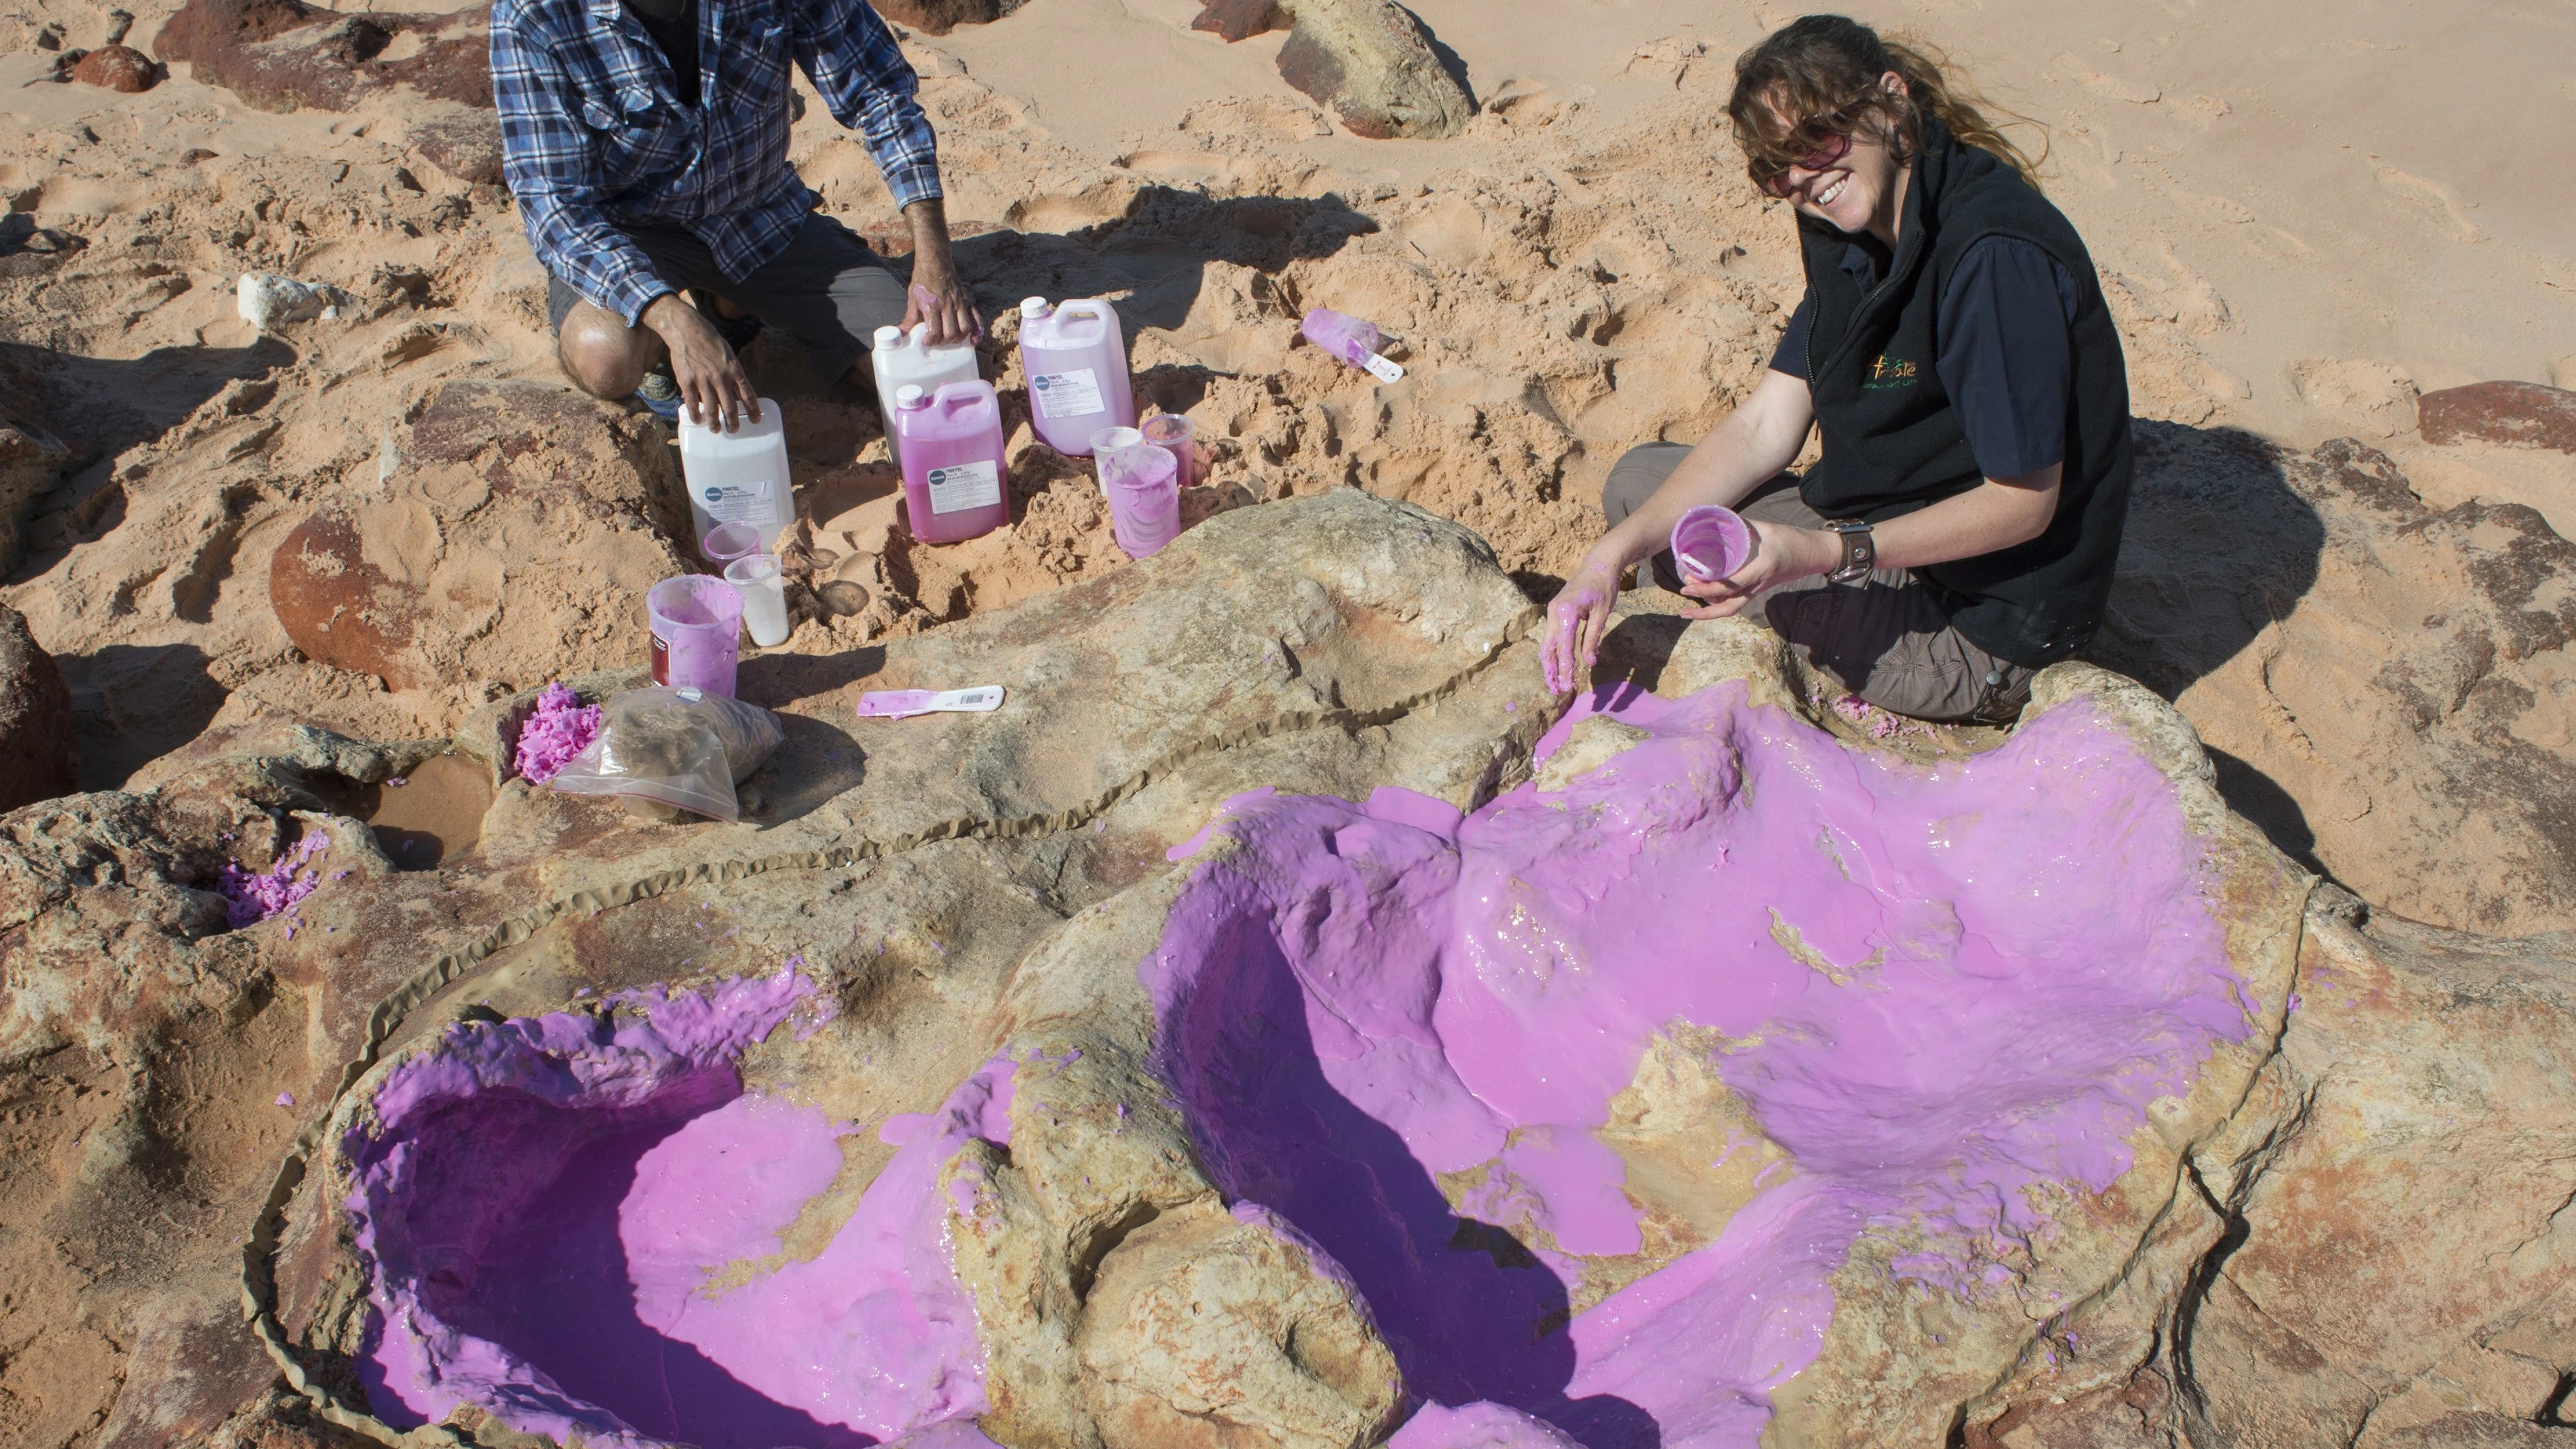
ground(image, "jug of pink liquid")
xmin=1101 ymin=443 xmax=1180 ymax=559
xmin=892 ymin=382 xmax=1010 ymax=544
xmin=1670 ymin=504 xmax=1753 ymax=584
xmin=1018 ymin=297 xmax=1136 ymax=455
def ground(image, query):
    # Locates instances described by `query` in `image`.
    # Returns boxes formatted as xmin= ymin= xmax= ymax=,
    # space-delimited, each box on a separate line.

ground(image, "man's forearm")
xmin=903 ymin=197 xmax=951 ymax=252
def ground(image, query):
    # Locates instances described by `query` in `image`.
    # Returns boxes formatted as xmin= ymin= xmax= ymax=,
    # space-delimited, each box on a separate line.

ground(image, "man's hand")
xmin=899 ymin=198 xmax=982 ymax=345
xmin=1677 ymin=522 xmax=1839 ymax=619
xmin=644 ymin=294 xmax=758 ymax=430
xmin=1541 ymin=555 xmax=1626 ymax=695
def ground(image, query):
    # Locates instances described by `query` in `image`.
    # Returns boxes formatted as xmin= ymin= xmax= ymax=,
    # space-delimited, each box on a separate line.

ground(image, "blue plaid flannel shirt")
xmin=491 ymin=0 xmax=941 ymax=325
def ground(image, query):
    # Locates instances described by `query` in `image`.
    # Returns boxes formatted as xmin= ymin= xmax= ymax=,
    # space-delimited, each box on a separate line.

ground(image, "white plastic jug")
xmin=1017 ymin=297 xmax=1136 ymax=455
xmin=678 ymin=398 xmax=795 ymax=555
xmin=870 ymin=323 xmax=980 ymax=469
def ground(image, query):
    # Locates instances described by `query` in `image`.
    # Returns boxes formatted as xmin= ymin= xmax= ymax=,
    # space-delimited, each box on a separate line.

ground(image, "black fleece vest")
xmin=1799 ymin=121 xmax=2133 ymax=667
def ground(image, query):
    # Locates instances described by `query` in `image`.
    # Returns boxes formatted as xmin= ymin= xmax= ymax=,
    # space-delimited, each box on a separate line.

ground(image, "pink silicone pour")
xmin=1670 ymin=504 xmax=1753 ymax=582
xmin=894 ymin=382 xmax=1010 ymax=544
xmin=1299 ymin=307 xmax=1380 ymax=369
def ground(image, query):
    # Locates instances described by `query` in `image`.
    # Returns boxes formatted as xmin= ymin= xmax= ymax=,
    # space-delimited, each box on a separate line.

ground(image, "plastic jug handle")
xmin=935 ymin=384 xmax=980 ymax=418
xmin=1058 ymin=299 xmax=1111 ymax=337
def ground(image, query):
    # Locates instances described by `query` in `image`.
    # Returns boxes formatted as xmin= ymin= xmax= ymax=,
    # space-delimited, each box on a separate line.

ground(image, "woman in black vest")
xmin=1542 ymin=15 xmax=2132 ymax=723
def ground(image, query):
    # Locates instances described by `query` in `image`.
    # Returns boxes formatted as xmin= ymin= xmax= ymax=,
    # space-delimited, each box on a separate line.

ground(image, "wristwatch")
xmin=1824 ymin=520 xmax=1876 ymax=585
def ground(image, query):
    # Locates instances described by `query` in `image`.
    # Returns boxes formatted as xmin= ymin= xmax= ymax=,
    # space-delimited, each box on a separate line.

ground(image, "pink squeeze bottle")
xmin=893 ymin=382 xmax=1010 ymax=544
xmin=1018 ymin=297 xmax=1136 ymax=455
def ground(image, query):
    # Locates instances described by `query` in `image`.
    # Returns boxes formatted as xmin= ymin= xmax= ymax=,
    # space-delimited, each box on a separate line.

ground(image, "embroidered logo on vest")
xmin=1863 ymin=354 xmax=1921 ymax=390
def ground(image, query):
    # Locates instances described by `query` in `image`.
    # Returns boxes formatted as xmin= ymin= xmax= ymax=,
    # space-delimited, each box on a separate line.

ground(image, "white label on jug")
xmin=1030 ymin=368 xmax=1105 ymax=420
xmin=926 ymin=460 xmax=1002 ymax=514
xmin=699 ymin=475 xmax=775 ymax=523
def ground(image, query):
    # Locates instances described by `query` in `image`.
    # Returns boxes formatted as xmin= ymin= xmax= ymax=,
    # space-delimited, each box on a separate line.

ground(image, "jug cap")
xmin=873 ymin=325 xmax=902 ymax=349
xmin=1019 ymin=297 xmax=1051 ymax=319
xmin=895 ymin=384 xmax=929 ymax=409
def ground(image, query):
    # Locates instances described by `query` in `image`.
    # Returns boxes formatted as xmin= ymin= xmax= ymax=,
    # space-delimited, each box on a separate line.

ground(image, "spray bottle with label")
xmin=892 ymin=381 xmax=1010 ymax=544
xmin=1016 ymin=297 xmax=1136 ymax=455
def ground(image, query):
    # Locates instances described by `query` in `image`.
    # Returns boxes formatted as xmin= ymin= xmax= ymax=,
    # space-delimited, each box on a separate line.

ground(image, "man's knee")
xmin=556 ymin=304 xmax=657 ymax=399
xmin=1600 ymin=442 xmax=1690 ymax=526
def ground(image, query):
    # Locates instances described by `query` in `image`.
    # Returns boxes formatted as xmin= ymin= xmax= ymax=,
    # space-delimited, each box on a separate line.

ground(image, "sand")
xmin=0 ymin=1 xmax=2568 ymax=916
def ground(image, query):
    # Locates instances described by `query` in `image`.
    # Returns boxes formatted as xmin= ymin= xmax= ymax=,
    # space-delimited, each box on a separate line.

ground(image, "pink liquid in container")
xmin=1018 ymin=297 xmax=1136 ymax=455
xmin=1300 ymin=307 xmax=1406 ymax=383
xmin=1670 ymin=504 xmax=1754 ymax=583
xmin=646 ymin=575 xmax=744 ymax=697
xmin=1141 ymin=412 xmax=1198 ymax=486
xmin=892 ymin=381 xmax=1011 ymax=544
xmin=1101 ymin=443 xmax=1180 ymax=559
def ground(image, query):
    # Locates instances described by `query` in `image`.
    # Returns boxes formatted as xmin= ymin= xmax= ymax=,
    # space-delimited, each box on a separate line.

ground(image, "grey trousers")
xmin=544 ymin=212 xmax=909 ymax=384
xmin=1602 ymin=442 xmax=2035 ymax=723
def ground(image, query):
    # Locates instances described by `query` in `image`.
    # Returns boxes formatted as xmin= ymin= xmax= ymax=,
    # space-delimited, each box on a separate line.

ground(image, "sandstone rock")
xmin=0 ymin=414 xmax=74 ymax=575
xmin=1192 ymin=0 xmax=1289 ymax=41
xmin=2417 ymin=380 xmax=2576 ymax=453
xmin=2094 ymin=427 xmax=2576 ymax=934
xmin=70 ymin=42 xmax=157 ymax=91
xmin=1276 ymin=0 xmax=1473 ymax=139
xmin=0 ymin=602 xmax=78 ymax=811
xmin=864 ymin=0 xmax=1028 ymax=36
xmin=152 ymin=0 xmax=491 ymax=114
xmin=405 ymin=103 xmax=503 ymax=185
xmin=267 ymin=380 xmax=691 ymax=691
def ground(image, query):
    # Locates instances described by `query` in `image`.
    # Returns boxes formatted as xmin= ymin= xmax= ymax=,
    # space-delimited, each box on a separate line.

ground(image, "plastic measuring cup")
xmin=1101 ymin=443 xmax=1180 ymax=559
xmin=1141 ymin=413 xmax=1197 ymax=486
xmin=1670 ymin=504 xmax=1754 ymax=584
xmin=1087 ymin=427 xmax=1141 ymax=491
xmin=1300 ymin=307 xmax=1406 ymax=382
xmin=646 ymin=575 xmax=746 ymax=697
xmin=701 ymin=521 xmax=764 ymax=568
xmin=724 ymin=553 xmax=791 ymax=648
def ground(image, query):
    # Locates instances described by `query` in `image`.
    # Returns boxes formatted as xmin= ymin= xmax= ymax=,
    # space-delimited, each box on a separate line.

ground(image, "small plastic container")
xmin=724 ymin=553 xmax=791 ymax=648
xmin=1141 ymin=413 xmax=1197 ymax=486
xmin=870 ymin=322 xmax=980 ymax=469
xmin=1300 ymin=308 xmax=1406 ymax=383
xmin=1101 ymin=443 xmax=1180 ymax=559
xmin=892 ymin=381 xmax=1011 ymax=544
xmin=646 ymin=575 xmax=745 ymax=697
xmin=1087 ymin=427 xmax=1141 ymax=491
xmin=1018 ymin=297 xmax=1135 ymax=455
xmin=679 ymin=398 xmax=794 ymax=555
xmin=1670 ymin=504 xmax=1754 ymax=584
xmin=701 ymin=520 xmax=763 ymax=568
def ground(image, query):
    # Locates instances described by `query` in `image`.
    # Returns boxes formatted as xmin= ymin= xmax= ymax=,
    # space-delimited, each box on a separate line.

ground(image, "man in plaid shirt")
xmin=492 ymin=0 xmax=979 ymax=428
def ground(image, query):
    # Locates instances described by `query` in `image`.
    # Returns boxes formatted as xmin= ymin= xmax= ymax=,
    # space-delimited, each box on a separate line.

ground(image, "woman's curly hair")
xmin=1729 ymin=15 xmax=2045 ymax=193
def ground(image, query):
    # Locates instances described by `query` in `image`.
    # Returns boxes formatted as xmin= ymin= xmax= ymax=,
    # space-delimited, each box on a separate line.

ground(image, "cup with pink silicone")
xmin=1669 ymin=504 xmax=1753 ymax=588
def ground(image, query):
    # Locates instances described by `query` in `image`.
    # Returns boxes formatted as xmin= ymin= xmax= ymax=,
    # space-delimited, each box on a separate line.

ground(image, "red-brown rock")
xmin=1191 ymin=0 xmax=1288 ymax=41
xmin=0 ymin=603 xmax=79 ymax=810
xmin=70 ymin=43 xmax=158 ymax=92
xmin=153 ymin=0 xmax=491 ymax=113
xmin=863 ymin=0 xmax=1026 ymax=37
xmin=2416 ymin=380 xmax=2576 ymax=454
xmin=269 ymin=507 xmax=417 ymax=688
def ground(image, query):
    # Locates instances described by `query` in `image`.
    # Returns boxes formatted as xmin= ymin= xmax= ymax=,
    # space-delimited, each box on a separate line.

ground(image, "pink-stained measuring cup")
xmin=646 ymin=575 xmax=745 ymax=697
xmin=1140 ymin=413 xmax=1198 ymax=486
xmin=1670 ymin=504 xmax=1753 ymax=584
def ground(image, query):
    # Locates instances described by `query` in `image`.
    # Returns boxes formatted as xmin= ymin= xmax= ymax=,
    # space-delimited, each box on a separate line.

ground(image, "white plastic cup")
xmin=702 ymin=520 xmax=763 ymax=567
xmin=724 ymin=553 xmax=791 ymax=648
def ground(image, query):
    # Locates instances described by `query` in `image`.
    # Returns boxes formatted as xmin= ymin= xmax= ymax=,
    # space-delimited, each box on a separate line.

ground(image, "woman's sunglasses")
xmin=1749 ymin=103 xmax=1868 ymax=196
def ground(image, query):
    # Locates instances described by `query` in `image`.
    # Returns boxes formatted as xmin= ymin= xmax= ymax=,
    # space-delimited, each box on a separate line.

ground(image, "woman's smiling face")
xmin=1766 ymin=73 xmax=1912 ymax=246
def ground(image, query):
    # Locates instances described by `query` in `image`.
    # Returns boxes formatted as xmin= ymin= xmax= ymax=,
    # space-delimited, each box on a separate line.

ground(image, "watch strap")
xmin=1825 ymin=520 xmax=1875 ymax=584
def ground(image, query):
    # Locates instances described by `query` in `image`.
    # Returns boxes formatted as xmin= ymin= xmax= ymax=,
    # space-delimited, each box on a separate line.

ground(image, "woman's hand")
xmin=1677 ymin=521 xmax=1840 ymax=619
xmin=1541 ymin=555 xmax=1626 ymax=694
xmin=644 ymin=294 xmax=758 ymax=430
